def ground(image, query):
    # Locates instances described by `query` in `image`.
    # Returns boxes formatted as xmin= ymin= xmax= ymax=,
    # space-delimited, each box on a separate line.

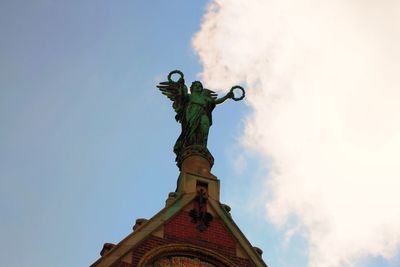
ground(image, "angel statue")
xmin=157 ymin=70 xmax=245 ymax=168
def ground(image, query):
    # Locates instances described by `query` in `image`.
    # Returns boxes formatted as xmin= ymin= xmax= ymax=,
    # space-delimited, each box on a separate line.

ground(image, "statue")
xmin=157 ymin=70 xmax=245 ymax=169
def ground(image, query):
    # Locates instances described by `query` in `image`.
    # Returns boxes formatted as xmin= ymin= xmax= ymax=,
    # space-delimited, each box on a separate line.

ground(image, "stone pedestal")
xmin=181 ymin=154 xmax=216 ymax=179
xmin=177 ymin=145 xmax=215 ymax=178
xmin=176 ymin=170 xmax=220 ymax=201
xmin=176 ymin=150 xmax=219 ymax=201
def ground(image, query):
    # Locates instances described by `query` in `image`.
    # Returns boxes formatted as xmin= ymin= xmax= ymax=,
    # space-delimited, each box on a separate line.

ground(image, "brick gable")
xmin=125 ymin=208 xmax=254 ymax=267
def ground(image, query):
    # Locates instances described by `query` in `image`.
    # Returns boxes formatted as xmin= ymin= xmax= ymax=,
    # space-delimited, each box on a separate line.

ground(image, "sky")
xmin=1 ymin=1 xmax=400 ymax=267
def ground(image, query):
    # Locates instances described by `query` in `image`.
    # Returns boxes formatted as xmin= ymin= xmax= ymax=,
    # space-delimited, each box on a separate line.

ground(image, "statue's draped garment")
xmin=174 ymin=93 xmax=216 ymax=157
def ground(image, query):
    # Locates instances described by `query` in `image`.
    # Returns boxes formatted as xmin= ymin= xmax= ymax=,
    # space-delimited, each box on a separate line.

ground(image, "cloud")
xmin=193 ymin=1 xmax=400 ymax=266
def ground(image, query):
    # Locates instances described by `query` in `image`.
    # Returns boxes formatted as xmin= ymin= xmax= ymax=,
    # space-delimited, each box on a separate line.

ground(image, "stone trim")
xmin=208 ymin=199 xmax=268 ymax=267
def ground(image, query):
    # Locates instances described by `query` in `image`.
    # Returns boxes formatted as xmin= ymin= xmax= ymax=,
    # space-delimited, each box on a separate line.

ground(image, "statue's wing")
xmin=157 ymin=79 xmax=188 ymax=122
xmin=203 ymin=89 xmax=218 ymax=101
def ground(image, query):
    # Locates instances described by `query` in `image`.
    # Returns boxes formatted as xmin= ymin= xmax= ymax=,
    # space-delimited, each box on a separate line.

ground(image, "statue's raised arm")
xmin=157 ymin=70 xmax=245 ymax=170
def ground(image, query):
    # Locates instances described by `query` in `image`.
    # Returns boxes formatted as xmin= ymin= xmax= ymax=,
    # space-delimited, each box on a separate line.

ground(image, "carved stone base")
xmin=177 ymin=146 xmax=215 ymax=178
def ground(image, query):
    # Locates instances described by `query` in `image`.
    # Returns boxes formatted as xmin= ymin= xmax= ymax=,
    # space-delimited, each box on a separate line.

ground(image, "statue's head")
xmin=190 ymin=81 xmax=203 ymax=94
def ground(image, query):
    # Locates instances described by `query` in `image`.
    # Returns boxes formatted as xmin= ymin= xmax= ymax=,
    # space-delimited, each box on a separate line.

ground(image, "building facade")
xmin=91 ymin=152 xmax=267 ymax=267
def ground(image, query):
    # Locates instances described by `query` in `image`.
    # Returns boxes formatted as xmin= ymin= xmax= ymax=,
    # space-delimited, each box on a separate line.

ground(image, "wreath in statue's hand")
xmin=168 ymin=70 xmax=184 ymax=83
xmin=229 ymin=86 xmax=245 ymax=101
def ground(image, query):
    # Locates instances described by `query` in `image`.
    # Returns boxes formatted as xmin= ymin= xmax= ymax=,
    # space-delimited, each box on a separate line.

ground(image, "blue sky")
xmin=1 ymin=1 xmax=399 ymax=267
xmin=0 ymin=1 xmax=273 ymax=266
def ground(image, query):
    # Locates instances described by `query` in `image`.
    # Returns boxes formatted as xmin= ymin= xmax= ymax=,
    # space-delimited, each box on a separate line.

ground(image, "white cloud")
xmin=193 ymin=1 xmax=400 ymax=266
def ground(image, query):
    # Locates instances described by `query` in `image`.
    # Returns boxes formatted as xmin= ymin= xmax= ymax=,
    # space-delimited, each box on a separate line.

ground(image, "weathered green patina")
xmin=157 ymin=70 xmax=245 ymax=168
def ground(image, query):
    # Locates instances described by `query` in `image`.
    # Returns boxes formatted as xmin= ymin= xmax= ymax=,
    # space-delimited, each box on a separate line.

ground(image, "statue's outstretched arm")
xmin=214 ymin=91 xmax=233 ymax=105
xmin=214 ymin=86 xmax=245 ymax=105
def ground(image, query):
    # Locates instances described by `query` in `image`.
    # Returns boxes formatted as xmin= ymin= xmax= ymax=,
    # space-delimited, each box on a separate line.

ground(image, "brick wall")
xmin=120 ymin=210 xmax=254 ymax=267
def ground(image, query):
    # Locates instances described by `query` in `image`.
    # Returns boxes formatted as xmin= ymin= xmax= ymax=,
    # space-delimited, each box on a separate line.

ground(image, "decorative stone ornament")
xmin=189 ymin=188 xmax=213 ymax=232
